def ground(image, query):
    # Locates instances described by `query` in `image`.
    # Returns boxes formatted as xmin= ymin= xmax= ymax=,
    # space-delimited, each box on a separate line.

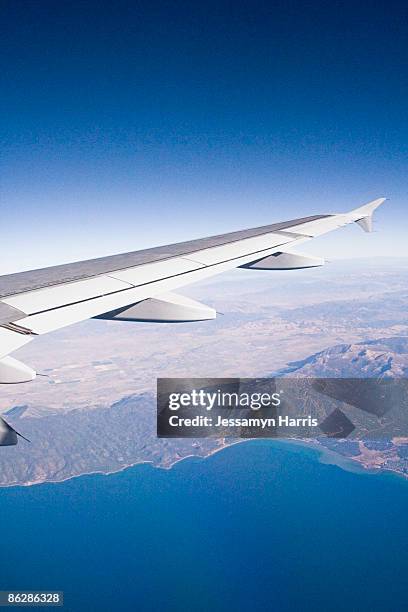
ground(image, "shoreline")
xmin=0 ymin=437 xmax=406 ymax=490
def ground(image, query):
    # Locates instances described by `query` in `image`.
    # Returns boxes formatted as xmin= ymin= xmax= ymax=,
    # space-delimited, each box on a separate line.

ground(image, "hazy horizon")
xmin=1 ymin=1 xmax=407 ymax=274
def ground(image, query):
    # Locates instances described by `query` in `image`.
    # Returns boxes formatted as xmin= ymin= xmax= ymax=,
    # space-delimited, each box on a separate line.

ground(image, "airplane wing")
xmin=0 ymin=198 xmax=385 ymax=384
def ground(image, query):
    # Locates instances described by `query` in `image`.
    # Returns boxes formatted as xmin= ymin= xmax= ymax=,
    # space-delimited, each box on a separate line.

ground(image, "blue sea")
xmin=1 ymin=441 xmax=407 ymax=612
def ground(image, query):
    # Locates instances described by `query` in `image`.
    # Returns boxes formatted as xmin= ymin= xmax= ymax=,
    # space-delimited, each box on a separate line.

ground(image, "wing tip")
xmin=349 ymin=197 xmax=387 ymax=232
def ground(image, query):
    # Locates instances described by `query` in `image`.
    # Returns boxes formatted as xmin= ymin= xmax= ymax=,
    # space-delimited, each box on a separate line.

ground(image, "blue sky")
xmin=1 ymin=0 xmax=407 ymax=274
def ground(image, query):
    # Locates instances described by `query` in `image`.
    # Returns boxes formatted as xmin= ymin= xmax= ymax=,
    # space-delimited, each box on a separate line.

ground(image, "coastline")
xmin=0 ymin=436 xmax=406 ymax=490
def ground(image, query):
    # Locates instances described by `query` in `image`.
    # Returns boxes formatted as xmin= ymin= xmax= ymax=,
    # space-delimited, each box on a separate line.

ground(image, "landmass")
xmin=1 ymin=258 xmax=407 ymax=486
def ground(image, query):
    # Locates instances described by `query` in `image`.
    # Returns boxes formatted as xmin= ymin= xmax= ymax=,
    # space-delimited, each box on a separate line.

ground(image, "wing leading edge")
xmin=0 ymin=198 xmax=386 ymax=384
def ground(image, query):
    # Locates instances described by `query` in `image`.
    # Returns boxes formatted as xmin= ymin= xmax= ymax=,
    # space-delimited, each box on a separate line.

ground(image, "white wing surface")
xmin=0 ymin=198 xmax=385 ymax=384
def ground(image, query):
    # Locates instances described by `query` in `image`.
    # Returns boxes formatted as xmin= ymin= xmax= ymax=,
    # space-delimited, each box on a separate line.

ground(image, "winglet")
xmin=349 ymin=197 xmax=386 ymax=233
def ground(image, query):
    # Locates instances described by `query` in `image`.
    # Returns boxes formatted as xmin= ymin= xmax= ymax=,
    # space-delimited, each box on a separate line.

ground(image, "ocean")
xmin=0 ymin=441 xmax=407 ymax=612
